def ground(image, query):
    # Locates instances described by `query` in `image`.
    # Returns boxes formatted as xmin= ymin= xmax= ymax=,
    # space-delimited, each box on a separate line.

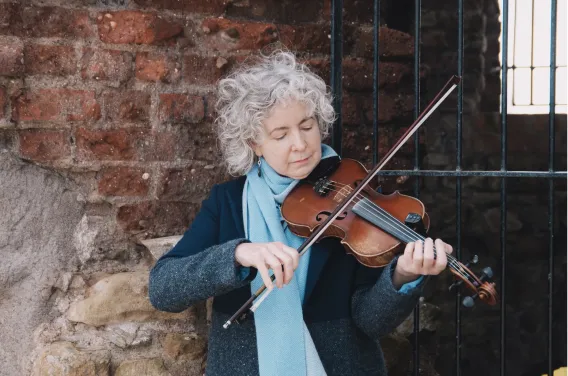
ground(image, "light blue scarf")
xmin=243 ymin=144 xmax=337 ymax=376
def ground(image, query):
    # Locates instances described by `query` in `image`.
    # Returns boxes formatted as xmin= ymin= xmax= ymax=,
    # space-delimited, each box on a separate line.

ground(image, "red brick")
xmin=81 ymin=48 xmax=133 ymax=83
xmin=24 ymin=44 xmax=77 ymax=76
xmin=199 ymin=18 xmax=278 ymax=51
xmin=133 ymin=0 xmax=229 ymax=14
xmin=225 ymin=0 xmax=322 ymax=24
xmin=278 ymin=24 xmax=330 ymax=54
xmin=22 ymin=6 xmax=94 ymax=38
xmin=76 ymin=128 xmax=145 ymax=161
xmin=0 ymin=87 xmax=6 ymax=119
xmin=103 ymin=91 xmax=151 ymax=123
xmin=117 ymin=201 xmax=199 ymax=237
xmin=142 ymin=126 xmax=220 ymax=162
xmin=347 ymin=27 xmax=414 ymax=59
xmin=182 ymin=55 xmax=226 ymax=85
xmin=0 ymin=3 xmax=22 ymax=36
xmin=342 ymin=59 xmax=414 ymax=91
xmin=12 ymin=89 xmax=100 ymax=122
xmin=19 ymin=129 xmax=71 ymax=162
xmin=159 ymin=94 xmax=205 ymax=124
xmin=342 ymin=92 xmax=414 ymax=125
xmin=135 ymin=52 xmax=181 ymax=83
xmin=158 ymin=166 xmax=223 ymax=201
xmin=98 ymin=167 xmax=150 ymax=196
xmin=97 ymin=11 xmax=183 ymax=45
xmin=0 ymin=41 xmax=24 ymax=77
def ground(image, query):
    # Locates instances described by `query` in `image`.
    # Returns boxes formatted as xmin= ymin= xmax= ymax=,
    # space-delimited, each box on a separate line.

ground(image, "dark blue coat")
xmin=149 ymin=177 xmax=424 ymax=375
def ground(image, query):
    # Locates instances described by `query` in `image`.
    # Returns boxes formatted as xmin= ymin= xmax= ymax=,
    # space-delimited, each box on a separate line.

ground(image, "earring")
xmin=257 ymin=159 xmax=262 ymax=177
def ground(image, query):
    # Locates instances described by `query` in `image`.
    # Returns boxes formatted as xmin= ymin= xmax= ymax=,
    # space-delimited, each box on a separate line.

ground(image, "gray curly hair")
xmin=215 ymin=50 xmax=335 ymax=176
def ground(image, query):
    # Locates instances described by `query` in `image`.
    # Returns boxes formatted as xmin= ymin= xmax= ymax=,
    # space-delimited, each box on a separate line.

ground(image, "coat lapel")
xmin=225 ymin=178 xmax=246 ymax=239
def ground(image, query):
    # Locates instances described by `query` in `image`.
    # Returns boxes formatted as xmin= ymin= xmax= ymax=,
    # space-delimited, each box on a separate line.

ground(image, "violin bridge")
xmin=334 ymin=185 xmax=352 ymax=204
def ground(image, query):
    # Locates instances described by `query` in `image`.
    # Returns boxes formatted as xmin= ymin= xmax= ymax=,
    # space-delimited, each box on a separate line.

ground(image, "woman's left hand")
xmin=392 ymin=238 xmax=453 ymax=289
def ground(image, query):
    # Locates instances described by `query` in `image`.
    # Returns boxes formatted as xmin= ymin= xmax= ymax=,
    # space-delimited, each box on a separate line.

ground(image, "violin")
xmin=223 ymin=75 xmax=498 ymax=329
xmin=282 ymin=157 xmax=499 ymax=308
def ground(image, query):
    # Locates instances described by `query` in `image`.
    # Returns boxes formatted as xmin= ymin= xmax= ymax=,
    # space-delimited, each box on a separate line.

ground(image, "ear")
xmin=250 ymin=141 xmax=262 ymax=158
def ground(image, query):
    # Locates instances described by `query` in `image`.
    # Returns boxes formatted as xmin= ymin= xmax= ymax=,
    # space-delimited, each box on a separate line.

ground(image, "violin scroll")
xmin=449 ymin=259 xmax=499 ymax=307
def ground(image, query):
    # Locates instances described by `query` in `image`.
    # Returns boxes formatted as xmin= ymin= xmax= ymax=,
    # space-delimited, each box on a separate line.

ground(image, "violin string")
xmin=321 ymin=180 xmax=474 ymax=281
xmin=320 ymin=181 xmax=468 ymax=276
xmin=319 ymin=184 xmax=473 ymax=283
xmin=318 ymin=181 xmax=473 ymax=282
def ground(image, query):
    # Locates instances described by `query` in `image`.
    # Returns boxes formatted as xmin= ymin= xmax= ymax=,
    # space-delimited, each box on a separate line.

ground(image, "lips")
xmin=293 ymin=155 xmax=310 ymax=163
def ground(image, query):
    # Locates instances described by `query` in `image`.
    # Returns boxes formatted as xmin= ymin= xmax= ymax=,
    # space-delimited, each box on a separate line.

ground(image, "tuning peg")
xmin=463 ymin=294 xmax=477 ymax=308
xmin=464 ymin=254 xmax=479 ymax=268
xmin=480 ymin=267 xmax=493 ymax=280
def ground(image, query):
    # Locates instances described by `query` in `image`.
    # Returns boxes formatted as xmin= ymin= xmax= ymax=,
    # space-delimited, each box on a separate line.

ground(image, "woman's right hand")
xmin=235 ymin=242 xmax=300 ymax=290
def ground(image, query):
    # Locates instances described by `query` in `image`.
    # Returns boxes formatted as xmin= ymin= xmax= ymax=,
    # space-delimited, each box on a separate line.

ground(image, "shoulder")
xmin=212 ymin=176 xmax=246 ymax=198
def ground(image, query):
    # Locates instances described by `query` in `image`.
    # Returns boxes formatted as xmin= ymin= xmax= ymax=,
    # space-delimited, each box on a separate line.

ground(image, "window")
xmin=499 ymin=0 xmax=567 ymax=114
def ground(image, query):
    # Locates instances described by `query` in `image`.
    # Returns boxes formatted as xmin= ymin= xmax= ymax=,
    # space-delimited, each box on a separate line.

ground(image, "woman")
xmin=149 ymin=51 xmax=452 ymax=376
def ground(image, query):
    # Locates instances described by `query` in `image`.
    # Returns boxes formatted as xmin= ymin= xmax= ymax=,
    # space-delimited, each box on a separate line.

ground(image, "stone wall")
xmin=0 ymin=1 xmax=421 ymax=375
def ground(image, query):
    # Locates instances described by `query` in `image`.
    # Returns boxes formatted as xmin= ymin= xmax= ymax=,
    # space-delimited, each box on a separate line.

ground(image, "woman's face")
xmin=253 ymin=100 xmax=322 ymax=180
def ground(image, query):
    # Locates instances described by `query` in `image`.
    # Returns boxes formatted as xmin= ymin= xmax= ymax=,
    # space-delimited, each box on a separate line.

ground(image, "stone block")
xmin=32 ymin=342 xmax=110 ymax=376
xmin=115 ymin=358 xmax=169 ymax=376
xmin=140 ymin=235 xmax=182 ymax=260
xmin=67 ymin=272 xmax=191 ymax=326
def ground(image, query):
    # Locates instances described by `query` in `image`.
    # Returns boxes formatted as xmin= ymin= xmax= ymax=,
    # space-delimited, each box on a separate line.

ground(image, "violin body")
xmin=281 ymin=159 xmax=430 ymax=268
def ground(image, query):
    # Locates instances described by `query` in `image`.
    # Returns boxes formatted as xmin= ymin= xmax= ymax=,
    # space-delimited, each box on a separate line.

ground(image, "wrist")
xmin=392 ymin=264 xmax=420 ymax=290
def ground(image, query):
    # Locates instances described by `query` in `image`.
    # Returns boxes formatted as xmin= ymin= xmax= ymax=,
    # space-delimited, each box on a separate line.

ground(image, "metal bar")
xmin=330 ymin=0 xmax=343 ymax=155
xmin=413 ymin=1 xmax=421 ymax=375
xmin=375 ymin=170 xmax=566 ymax=178
xmin=373 ymin=0 xmax=380 ymax=166
xmin=530 ymin=0 xmax=535 ymax=105
xmin=455 ymin=0 xmax=464 ymax=374
xmin=547 ymin=1 xmax=557 ymax=375
xmin=512 ymin=0 xmax=517 ymax=106
xmin=500 ymin=0 xmax=510 ymax=375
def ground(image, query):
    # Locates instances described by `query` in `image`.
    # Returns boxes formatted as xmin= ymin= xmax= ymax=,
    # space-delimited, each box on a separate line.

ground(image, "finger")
xmin=278 ymin=243 xmax=300 ymax=270
xmin=434 ymin=238 xmax=448 ymax=272
xmin=403 ymin=242 xmax=414 ymax=262
xmin=256 ymin=262 xmax=274 ymax=291
xmin=264 ymin=251 xmax=284 ymax=289
xmin=423 ymin=238 xmax=435 ymax=274
xmin=412 ymin=240 xmax=424 ymax=270
xmin=270 ymin=244 xmax=295 ymax=285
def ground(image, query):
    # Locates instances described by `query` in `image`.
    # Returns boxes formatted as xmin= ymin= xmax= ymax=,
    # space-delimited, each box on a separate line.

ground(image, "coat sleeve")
xmin=350 ymin=256 xmax=426 ymax=338
xmin=148 ymin=184 xmax=255 ymax=313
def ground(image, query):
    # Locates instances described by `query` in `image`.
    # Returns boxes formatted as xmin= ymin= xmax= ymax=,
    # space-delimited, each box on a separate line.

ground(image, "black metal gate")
xmin=328 ymin=0 xmax=566 ymax=375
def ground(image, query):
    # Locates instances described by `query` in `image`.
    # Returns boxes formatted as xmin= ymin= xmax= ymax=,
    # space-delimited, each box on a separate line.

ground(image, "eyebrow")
xmin=269 ymin=117 xmax=313 ymax=135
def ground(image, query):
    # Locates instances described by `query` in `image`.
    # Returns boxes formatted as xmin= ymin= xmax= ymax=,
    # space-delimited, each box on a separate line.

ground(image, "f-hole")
xmin=316 ymin=211 xmax=348 ymax=222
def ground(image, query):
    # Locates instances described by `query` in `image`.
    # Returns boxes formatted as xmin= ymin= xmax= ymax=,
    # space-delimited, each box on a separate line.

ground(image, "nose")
xmin=290 ymin=129 xmax=307 ymax=152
